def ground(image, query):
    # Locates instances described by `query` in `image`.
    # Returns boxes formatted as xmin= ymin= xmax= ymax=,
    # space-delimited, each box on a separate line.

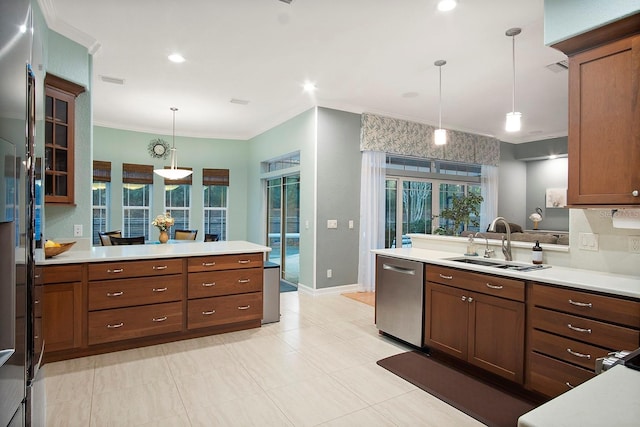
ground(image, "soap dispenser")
xmin=466 ymin=235 xmax=478 ymax=256
xmin=532 ymin=240 xmax=543 ymax=264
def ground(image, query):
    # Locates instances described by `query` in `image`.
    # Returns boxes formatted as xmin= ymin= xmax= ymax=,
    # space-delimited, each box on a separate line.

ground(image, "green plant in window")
xmin=439 ymin=193 xmax=484 ymax=236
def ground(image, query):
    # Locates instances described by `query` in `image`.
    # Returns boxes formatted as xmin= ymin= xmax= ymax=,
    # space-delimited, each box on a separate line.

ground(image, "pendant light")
xmin=434 ymin=60 xmax=447 ymax=146
xmin=154 ymin=107 xmax=193 ymax=180
xmin=505 ymin=27 xmax=522 ymax=132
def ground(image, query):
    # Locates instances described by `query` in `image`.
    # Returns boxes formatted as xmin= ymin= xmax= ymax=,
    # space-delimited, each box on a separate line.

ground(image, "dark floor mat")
xmin=377 ymin=351 xmax=540 ymax=427
xmin=280 ymin=280 xmax=297 ymax=292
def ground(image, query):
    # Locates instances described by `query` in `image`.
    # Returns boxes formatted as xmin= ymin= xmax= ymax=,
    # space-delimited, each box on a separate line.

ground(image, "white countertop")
xmin=37 ymin=240 xmax=271 ymax=265
xmin=517 ymin=365 xmax=640 ymax=427
xmin=373 ymin=248 xmax=640 ymax=299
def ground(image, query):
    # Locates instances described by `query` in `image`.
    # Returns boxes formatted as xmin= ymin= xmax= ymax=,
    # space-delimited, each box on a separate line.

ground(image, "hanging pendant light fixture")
xmin=505 ymin=27 xmax=522 ymax=132
xmin=434 ymin=59 xmax=447 ymax=146
xmin=154 ymin=107 xmax=193 ymax=180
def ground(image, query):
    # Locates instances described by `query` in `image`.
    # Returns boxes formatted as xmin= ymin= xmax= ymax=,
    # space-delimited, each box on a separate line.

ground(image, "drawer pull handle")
xmin=202 ymin=310 xmax=216 ymax=315
xmin=152 ymin=316 xmax=168 ymax=322
xmin=153 ymin=265 xmax=168 ymax=270
xmin=152 ymin=287 xmax=168 ymax=293
xmin=202 ymin=262 xmax=216 ymax=267
xmin=567 ymin=348 xmax=591 ymax=359
xmin=237 ymin=305 xmax=251 ymax=310
xmin=565 ymin=382 xmax=575 ymax=389
xmin=567 ymin=324 xmax=592 ymax=334
xmin=439 ymin=274 xmax=453 ymax=280
xmin=238 ymin=279 xmax=251 ymax=284
xmin=568 ymin=299 xmax=592 ymax=308
xmin=34 ymin=300 xmax=40 ymax=304
xmin=202 ymin=282 xmax=216 ymax=287
xmin=107 ymin=268 xmax=124 ymax=274
xmin=238 ymin=259 xmax=252 ymax=264
xmin=106 ymin=291 xmax=124 ymax=297
xmin=486 ymin=283 xmax=503 ymax=290
xmin=107 ymin=322 xmax=124 ymax=329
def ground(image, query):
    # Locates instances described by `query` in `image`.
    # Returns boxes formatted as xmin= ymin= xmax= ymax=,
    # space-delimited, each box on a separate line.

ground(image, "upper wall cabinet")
xmin=553 ymin=14 xmax=640 ymax=206
xmin=44 ymin=74 xmax=85 ymax=204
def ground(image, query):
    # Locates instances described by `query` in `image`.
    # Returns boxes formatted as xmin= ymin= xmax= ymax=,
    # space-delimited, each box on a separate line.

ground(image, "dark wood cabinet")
xmin=42 ymin=265 xmax=83 ymax=352
xmin=553 ymin=15 xmax=640 ymax=206
xmin=424 ymin=266 xmax=525 ymax=383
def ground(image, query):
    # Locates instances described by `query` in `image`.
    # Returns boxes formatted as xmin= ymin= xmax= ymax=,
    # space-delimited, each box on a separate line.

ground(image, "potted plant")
xmin=439 ymin=193 xmax=484 ymax=236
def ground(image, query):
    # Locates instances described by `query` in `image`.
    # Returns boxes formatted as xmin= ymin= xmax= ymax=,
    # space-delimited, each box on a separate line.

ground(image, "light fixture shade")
xmin=505 ymin=111 xmax=522 ymax=132
xmin=434 ymin=128 xmax=447 ymax=145
xmin=154 ymin=107 xmax=193 ymax=180
xmin=437 ymin=0 xmax=457 ymax=12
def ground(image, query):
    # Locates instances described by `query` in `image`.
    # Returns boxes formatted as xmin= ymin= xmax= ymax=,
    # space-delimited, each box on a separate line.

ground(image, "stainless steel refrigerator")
xmin=0 ymin=0 xmax=42 ymax=425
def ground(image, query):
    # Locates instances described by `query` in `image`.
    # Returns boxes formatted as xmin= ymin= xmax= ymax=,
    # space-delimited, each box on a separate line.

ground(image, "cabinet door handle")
xmin=567 ymin=323 xmax=592 ymax=334
xmin=152 ymin=287 xmax=168 ymax=293
xmin=568 ymin=299 xmax=592 ymax=308
xmin=237 ymin=305 xmax=251 ymax=310
xmin=238 ymin=279 xmax=251 ymax=284
xmin=152 ymin=316 xmax=168 ymax=322
xmin=153 ymin=265 xmax=168 ymax=270
xmin=467 ymin=297 xmax=473 ymax=303
xmin=202 ymin=310 xmax=216 ymax=315
xmin=632 ymin=190 xmax=638 ymax=197
xmin=439 ymin=274 xmax=453 ymax=280
xmin=565 ymin=382 xmax=575 ymax=389
xmin=107 ymin=322 xmax=124 ymax=329
xmin=567 ymin=348 xmax=591 ymax=359
xmin=486 ymin=283 xmax=503 ymax=290
xmin=202 ymin=282 xmax=216 ymax=287
xmin=238 ymin=259 xmax=251 ymax=264
xmin=461 ymin=296 xmax=467 ymax=302
xmin=107 ymin=268 xmax=124 ymax=274
xmin=106 ymin=291 xmax=124 ymax=297
xmin=202 ymin=262 xmax=216 ymax=267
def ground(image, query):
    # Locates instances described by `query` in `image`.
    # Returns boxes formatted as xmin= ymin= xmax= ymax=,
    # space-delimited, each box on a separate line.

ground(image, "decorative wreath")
xmin=148 ymin=138 xmax=170 ymax=159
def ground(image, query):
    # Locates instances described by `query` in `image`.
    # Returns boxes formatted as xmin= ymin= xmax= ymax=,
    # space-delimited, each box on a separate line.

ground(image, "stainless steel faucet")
xmin=474 ymin=232 xmax=495 ymax=258
xmin=488 ymin=217 xmax=512 ymax=261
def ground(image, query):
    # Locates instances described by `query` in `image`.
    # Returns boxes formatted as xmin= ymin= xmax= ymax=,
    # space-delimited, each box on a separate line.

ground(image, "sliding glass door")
xmin=385 ymin=178 xmax=433 ymax=248
xmin=266 ymin=175 xmax=300 ymax=284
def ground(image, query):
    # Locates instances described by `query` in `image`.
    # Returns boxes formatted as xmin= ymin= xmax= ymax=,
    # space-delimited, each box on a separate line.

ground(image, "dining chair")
xmin=174 ymin=229 xmax=198 ymax=240
xmin=204 ymin=233 xmax=219 ymax=242
xmin=109 ymin=236 xmax=145 ymax=245
xmin=98 ymin=230 xmax=122 ymax=246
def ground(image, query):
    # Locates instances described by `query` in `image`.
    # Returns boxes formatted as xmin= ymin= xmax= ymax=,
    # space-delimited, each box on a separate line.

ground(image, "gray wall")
xmin=498 ymin=142 xmax=527 ymax=227
xmin=315 ymin=108 xmax=361 ymax=289
xmin=526 ymin=158 xmax=569 ymax=231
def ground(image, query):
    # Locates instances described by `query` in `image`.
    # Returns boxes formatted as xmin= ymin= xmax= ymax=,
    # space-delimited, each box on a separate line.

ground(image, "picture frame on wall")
xmin=546 ymin=188 xmax=567 ymax=208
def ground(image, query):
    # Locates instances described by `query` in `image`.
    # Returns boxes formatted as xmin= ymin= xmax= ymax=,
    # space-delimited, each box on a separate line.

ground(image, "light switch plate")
xmin=578 ymin=232 xmax=598 ymax=251
xmin=73 ymin=224 xmax=83 ymax=237
xmin=327 ymin=220 xmax=338 ymax=229
xmin=629 ymin=236 xmax=640 ymax=253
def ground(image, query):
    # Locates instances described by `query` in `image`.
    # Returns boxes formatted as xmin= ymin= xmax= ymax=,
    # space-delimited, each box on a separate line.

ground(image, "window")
xmin=385 ymin=155 xmax=482 ymax=248
xmin=261 ymin=152 xmax=300 ymax=173
xmin=92 ymin=160 xmax=111 ymax=245
xmin=122 ymin=163 xmax=153 ymax=239
xmin=203 ymin=169 xmax=229 ymax=241
xmin=164 ymin=169 xmax=192 ymax=231
xmin=44 ymin=74 xmax=85 ymax=204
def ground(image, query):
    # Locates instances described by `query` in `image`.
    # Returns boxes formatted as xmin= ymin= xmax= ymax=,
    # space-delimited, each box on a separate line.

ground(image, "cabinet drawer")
xmin=88 ymin=258 xmax=183 ymax=281
xmin=527 ymin=351 xmax=595 ymax=398
xmin=88 ymin=302 xmax=182 ymax=345
xmin=187 ymin=292 xmax=262 ymax=330
xmin=43 ymin=264 xmax=82 ymax=284
xmin=530 ymin=329 xmax=610 ymax=371
xmin=531 ymin=284 xmax=640 ymax=328
xmin=531 ymin=307 xmax=639 ymax=350
xmin=187 ymin=253 xmax=262 ymax=272
xmin=427 ymin=266 xmax=524 ymax=302
xmin=188 ymin=268 xmax=262 ymax=299
xmin=89 ymin=275 xmax=183 ymax=311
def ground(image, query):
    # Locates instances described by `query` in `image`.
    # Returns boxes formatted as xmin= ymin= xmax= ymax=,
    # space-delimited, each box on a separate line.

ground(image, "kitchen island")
xmin=38 ymin=241 xmax=270 ymax=362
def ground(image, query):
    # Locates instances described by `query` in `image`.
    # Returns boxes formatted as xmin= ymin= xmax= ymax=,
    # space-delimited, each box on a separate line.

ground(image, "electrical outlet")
xmin=348 ymin=220 xmax=354 ymax=229
xmin=327 ymin=269 xmax=332 ymax=278
xmin=629 ymin=236 xmax=640 ymax=253
xmin=73 ymin=224 xmax=83 ymax=237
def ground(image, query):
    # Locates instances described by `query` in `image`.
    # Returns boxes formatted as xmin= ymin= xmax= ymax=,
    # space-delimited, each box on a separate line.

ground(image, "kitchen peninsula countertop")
xmin=37 ymin=240 xmax=271 ymax=265
xmin=372 ymin=248 xmax=640 ymax=299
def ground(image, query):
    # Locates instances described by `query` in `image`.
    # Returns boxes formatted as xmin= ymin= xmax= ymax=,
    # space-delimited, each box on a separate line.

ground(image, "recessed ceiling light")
xmin=168 ymin=53 xmax=185 ymax=63
xmin=19 ymin=24 xmax=27 ymax=33
xmin=303 ymin=82 xmax=316 ymax=92
xmin=437 ymin=0 xmax=458 ymax=12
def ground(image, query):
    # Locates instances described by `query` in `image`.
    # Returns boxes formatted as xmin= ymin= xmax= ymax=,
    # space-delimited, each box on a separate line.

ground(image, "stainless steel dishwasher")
xmin=375 ymin=255 xmax=424 ymax=347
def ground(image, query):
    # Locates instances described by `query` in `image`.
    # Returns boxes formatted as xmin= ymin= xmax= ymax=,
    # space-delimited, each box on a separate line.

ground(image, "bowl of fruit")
xmin=44 ymin=240 xmax=76 ymax=258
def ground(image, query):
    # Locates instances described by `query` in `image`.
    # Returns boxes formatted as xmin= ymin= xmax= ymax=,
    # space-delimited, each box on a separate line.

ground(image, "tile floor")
xmin=43 ymin=292 xmax=483 ymax=426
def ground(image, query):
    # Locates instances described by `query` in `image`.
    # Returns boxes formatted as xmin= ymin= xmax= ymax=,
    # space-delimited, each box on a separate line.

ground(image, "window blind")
xmin=122 ymin=163 xmax=153 ymax=184
xmin=93 ymin=160 xmax=111 ymax=182
xmin=202 ymin=168 xmax=229 ymax=186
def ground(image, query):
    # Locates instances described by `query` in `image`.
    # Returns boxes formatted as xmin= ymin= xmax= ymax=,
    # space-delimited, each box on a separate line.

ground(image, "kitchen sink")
xmin=447 ymin=257 xmax=551 ymax=272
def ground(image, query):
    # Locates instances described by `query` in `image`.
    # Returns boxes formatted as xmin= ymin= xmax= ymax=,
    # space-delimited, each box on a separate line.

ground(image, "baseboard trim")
xmin=296 ymin=283 xmax=359 ymax=296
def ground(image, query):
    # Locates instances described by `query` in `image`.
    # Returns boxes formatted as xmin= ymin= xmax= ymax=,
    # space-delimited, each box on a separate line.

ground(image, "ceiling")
xmin=41 ymin=0 xmax=569 ymax=143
